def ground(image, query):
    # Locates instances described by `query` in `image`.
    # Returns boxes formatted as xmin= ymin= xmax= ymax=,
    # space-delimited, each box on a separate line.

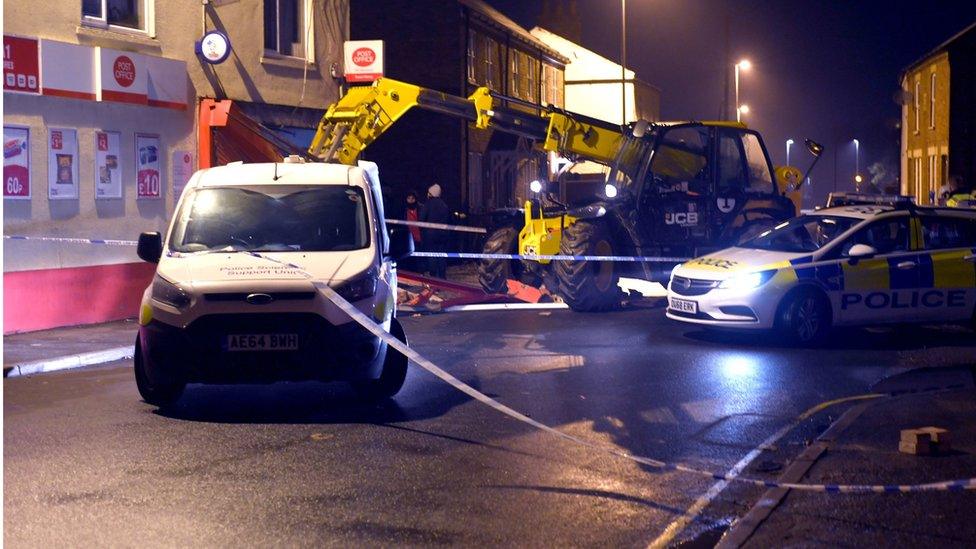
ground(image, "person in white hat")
xmin=420 ymin=183 xmax=450 ymax=278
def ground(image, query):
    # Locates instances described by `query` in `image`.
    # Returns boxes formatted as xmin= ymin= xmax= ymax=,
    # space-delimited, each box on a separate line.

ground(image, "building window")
xmin=467 ymin=29 xmax=477 ymax=84
xmin=913 ymin=80 xmax=920 ymax=133
xmin=555 ymin=69 xmax=564 ymax=107
xmin=510 ymin=51 xmax=520 ymax=97
xmin=928 ymin=155 xmax=937 ymax=199
xmin=929 ymin=73 xmax=936 ymax=129
xmin=941 ymin=154 xmax=948 ymax=186
xmin=82 ymin=0 xmax=151 ymax=33
xmin=913 ymin=157 xmax=923 ymax=204
xmin=526 ymin=57 xmax=539 ymax=103
xmin=484 ymin=37 xmax=499 ymax=90
xmin=264 ymin=0 xmax=310 ymax=59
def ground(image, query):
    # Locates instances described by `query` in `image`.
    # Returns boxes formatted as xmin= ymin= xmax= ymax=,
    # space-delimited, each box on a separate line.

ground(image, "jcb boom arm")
xmin=308 ymin=78 xmax=625 ymax=167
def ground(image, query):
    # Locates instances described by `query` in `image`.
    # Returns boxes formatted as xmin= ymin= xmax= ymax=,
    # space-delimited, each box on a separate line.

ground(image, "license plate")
xmin=226 ymin=334 xmax=298 ymax=351
xmin=669 ymin=298 xmax=698 ymax=314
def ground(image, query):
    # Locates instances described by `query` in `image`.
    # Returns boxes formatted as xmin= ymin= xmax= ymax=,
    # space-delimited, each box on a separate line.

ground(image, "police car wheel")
xmin=353 ymin=318 xmax=408 ymax=401
xmin=777 ymin=289 xmax=831 ymax=345
xmin=133 ymin=337 xmax=186 ymax=407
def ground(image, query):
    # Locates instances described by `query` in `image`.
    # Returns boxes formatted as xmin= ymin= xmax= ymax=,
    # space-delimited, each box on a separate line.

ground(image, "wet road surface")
xmin=5 ymin=308 xmax=975 ymax=546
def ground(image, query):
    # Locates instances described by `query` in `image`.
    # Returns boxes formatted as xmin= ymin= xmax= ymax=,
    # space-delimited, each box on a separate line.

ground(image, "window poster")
xmin=172 ymin=150 xmax=193 ymax=200
xmin=95 ymin=130 xmax=122 ymax=199
xmin=48 ymin=128 xmax=79 ymax=199
xmin=4 ymin=125 xmax=31 ymax=199
xmin=136 ymin=134 xmax=161 ymax=199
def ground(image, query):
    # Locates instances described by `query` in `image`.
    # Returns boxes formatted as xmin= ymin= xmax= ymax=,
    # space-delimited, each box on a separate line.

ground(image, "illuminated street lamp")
xmin=734 ymin=59 xmax=751 ymax=123
xmin=786 ymin=138 xmax=794 ymax=166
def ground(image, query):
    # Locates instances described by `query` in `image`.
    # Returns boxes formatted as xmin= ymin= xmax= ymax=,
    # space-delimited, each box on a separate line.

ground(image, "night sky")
xmin=485 ymin=0 xmax=976 ymax=206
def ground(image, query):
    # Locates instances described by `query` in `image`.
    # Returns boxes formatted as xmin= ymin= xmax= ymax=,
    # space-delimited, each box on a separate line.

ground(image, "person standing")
xmin=420 ymin=183 xmax=450 ymax=278
xmin=399 ymin=190 xmax=423 ymax=271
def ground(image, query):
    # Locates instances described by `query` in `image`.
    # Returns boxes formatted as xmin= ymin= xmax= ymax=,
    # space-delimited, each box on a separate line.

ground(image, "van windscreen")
xmin=169 ymin=185 xmax=370 ymax=253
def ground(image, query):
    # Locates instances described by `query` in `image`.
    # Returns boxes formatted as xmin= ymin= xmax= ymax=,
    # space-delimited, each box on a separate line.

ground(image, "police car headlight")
xmin=718 ymin=269 xmax=777 ymax=291
xmin=336 ymin=270 xmax=378 ymax=302
xmin=151 ymin=274 xmax=191 ymax=310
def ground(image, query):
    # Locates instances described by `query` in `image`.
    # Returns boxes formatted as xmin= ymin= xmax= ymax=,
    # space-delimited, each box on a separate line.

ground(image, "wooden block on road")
xmin=918 ymin=426 xmax=952 ymax=453
xmin=899 ymin=429 xmax=932 ymax=455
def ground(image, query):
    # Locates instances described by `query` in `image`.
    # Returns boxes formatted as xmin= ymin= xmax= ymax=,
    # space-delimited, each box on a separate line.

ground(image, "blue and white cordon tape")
xmin=4 ymin=235 xmax=688 ymax=263
xmin=4 ymin=235 xmax=138 ymax=246
xmin=386 ymin=219 xmax=487 ymax=234
xmin=247 ymin=251 xmax=976 ymax=495
xmin=411 ymin=251 xmax=690 ymax=263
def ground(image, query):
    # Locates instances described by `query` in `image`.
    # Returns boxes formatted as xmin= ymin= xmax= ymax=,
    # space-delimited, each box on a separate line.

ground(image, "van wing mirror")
xmin=137 ymin=232 xmax=163 ymax=263
xmin=388 ymin=226 xmax=414 ymax=261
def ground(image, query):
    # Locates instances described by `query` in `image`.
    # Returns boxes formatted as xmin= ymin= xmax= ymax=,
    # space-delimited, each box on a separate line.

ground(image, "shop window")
xmin=265 ymin=0 xmax=311 ymax=59
xmin=82 ymin=0 xmax=151 ymax=33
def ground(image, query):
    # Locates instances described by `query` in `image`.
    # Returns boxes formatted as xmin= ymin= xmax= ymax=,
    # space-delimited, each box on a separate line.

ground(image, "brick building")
xmin=3 ymin=0 xmax=348 ymax=332
xmin=901 ymin=21 xmax=976 ymax=204
xmin=349 ymin=0 xmax=570 ymax=218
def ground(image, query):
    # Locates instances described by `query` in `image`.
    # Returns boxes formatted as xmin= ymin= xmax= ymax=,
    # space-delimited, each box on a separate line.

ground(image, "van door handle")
xmin=896 ymin=261 xmax=917 ymax=270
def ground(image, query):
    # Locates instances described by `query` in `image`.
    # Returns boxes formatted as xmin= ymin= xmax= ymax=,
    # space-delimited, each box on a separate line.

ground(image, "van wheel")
xmin=776 ymin=288 xmax=831 ymax=346
xmin=134 ymin=337 xmax=186 ymax=407
xmin=353 ymin=318 xmax=408 ymax=401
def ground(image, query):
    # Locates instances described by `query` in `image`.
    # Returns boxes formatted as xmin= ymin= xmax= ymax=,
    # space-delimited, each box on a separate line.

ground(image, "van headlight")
xmin=151 ymin=275 xmax=191 ymax=310
xmin=336 ymin=270 xmax=377 ymax=302
xmin=718 ymin=270 xmax=777 ymax=291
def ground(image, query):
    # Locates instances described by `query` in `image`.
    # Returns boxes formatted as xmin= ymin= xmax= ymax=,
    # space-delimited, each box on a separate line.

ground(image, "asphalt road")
xmin=5 ymin=307 xmax=975 ymax=547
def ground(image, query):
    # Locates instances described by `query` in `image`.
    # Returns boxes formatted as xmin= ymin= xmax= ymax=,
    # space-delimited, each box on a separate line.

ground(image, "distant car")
xmin=133 ymin=157 xmax=414 ymax=406
xmin=666 ymin=204 xmax=976 ymax=344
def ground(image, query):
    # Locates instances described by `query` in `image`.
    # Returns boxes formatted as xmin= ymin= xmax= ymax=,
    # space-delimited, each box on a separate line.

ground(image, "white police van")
xmin=666 ymin=203 xmax=976 ymax=344
xmin=134 ymin=158 xmax=413 ymax=406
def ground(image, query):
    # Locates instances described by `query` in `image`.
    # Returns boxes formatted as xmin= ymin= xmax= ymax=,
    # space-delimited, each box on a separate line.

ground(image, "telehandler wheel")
xmin=478 ymin=226 xmax=532 ymax=294
xmin=554 ymin=220 xmax=623 ymax=312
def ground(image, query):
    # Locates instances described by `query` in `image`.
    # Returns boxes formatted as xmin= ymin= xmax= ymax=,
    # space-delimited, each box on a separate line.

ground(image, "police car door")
xmin=918 ymin=212 xmax=976 ymax=322
xmin=833 ymin=213 xmax=917 ymax=325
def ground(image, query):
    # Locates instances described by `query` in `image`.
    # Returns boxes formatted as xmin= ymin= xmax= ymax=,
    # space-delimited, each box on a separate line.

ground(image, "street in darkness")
xmin=5 ymin=309 xmax=975 ymax=546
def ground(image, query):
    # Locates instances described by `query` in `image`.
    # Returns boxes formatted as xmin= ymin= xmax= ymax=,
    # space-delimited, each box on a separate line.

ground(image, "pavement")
xmin=4 ymin=309 xmax=976 ymax=546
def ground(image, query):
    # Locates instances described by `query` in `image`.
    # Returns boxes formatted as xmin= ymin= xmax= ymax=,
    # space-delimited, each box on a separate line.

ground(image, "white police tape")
xmin=247 ymin=250 xmax=976 ymax=495
xmin=411 ymin=251 xmax=690 ymax=263
xmin=387 ymin=219 xmax=487 ymax=234
xmin=4 ymin=235 xmax=138 ymax=246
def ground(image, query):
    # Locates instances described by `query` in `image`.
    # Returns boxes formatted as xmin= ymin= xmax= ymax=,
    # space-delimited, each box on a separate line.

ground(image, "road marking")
xmin=648 ymin=393 xmax=885 ymax=548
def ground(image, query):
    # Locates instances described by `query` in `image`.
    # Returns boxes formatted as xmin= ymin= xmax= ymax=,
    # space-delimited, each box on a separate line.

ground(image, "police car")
xmin=133 ymin=158 xmax=414 ymax=406
xmin=666 ymin=203 xmax=976 ymax=344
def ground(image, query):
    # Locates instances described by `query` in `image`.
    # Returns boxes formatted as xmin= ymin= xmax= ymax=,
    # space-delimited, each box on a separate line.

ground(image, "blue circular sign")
xmin=196 ymin=31 xmax=231 ymax=65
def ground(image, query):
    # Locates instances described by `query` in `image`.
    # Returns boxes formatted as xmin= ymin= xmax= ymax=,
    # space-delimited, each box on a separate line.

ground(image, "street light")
xmin=621 ymin=0 xmax=627 ymax=126
xmin=734 ymin=59 xmax=750 ymax=123
xmin=853 ymin=138 xmax=860 ymax=178
xmin=786 ymin=138 xmax=794 ymax=166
